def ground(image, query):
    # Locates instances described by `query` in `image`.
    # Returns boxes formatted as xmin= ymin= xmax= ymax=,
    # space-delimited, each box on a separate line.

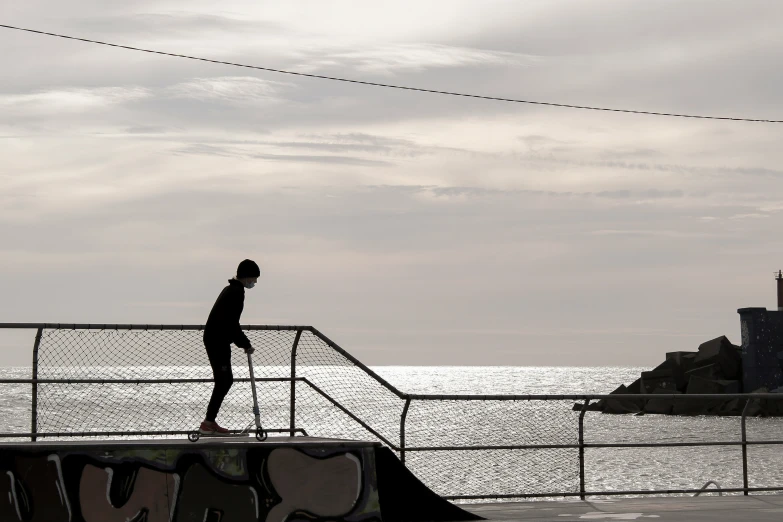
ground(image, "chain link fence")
xmin=1 ymin=323 xmax=783 ymax=500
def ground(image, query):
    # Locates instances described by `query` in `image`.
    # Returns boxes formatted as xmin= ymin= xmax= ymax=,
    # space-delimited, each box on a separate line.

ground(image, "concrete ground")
xmin=464 ymin=495 xmax=783 ymax=521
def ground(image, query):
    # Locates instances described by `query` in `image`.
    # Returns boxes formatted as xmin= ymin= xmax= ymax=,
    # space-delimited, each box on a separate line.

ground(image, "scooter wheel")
xmin=188 ymin=431 xmax=200 ymax=442
xmin=255 ymin=429 xmax=268 ymax=442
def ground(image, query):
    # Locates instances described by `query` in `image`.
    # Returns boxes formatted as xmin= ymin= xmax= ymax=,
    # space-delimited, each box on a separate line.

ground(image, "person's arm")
xmin=234 ymin=323 xmax=251 ymax=349
xmin=231 ymin=292 xmax=252 ymax=350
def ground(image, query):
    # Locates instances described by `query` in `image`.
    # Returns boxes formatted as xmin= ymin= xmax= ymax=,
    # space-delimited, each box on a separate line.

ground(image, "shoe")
xmin=199 ymin=421 xmax=230 ymax=436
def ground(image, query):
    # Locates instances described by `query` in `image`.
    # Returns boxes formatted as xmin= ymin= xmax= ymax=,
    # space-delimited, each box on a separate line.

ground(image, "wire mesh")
xmin=28 ymin=326 xmax=583 ymax=498
xmin=12 ymin=325 xmax=783 ymax=500
xmin=404 ymin=398 xmax=579 ymax=497
xmin=32 ymin=327 xmax=409 ymax=444
xmin=34 ymin=328 xmax=297 ymax=437
xmin=294 ymin=329 xmax=404 ymax=446
xmin=745 ymin=416 xmax=783 ymax=491
xmin=585 ymin=445 xmax=744 ymax=496
xmin=407 ymin=448 xmax=579 ymax=498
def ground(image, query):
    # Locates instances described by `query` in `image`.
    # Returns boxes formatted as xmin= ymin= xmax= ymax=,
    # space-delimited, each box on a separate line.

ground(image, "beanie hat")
xmin=237 ymin=259 xmax=260 ymax=279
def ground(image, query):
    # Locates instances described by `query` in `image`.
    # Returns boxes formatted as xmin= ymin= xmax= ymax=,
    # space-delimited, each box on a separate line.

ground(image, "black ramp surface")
xmin=375 ymin=447 xmax=484 ymax=522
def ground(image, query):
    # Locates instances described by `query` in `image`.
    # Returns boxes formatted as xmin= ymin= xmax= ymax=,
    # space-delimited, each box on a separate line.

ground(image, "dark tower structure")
xmin=737 ymin=270 xmax=783 ymax=392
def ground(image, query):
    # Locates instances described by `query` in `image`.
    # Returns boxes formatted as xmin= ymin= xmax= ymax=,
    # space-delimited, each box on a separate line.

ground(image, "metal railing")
xmin=1 ymin=322 xmax=783 ymax=500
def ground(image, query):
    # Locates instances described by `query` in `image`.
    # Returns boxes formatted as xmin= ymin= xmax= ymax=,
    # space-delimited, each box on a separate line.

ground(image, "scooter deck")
xmin=197 ymin=432 xmax=251 ymax=438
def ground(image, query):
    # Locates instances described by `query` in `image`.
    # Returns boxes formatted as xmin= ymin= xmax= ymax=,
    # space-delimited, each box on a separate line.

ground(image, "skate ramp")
xmin=376 ymin=446 xmax=484 ymax=522
xmin=0 ymin=437 xmax=382 ymax=522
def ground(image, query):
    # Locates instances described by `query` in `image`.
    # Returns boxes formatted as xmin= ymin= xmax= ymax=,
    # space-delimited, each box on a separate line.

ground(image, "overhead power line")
xmin=2 ymin=23 xmax=782 ymax=124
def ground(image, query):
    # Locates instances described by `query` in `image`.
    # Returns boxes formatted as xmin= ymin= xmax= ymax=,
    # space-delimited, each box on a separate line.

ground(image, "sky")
xmin=1 ymin=1 xmax=782 ymax=366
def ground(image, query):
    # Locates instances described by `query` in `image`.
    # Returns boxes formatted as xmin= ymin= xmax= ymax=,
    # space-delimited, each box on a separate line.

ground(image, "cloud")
xmin=0 ymin=86 xmax=150 ymax=113
xmin=729 ymin=213 xmax=771 ymax=220
xmin=588 ymin=228 xmax=715 ymax=238
xmin=275 ymin=132 xmax=420 ymax=153
xmin=590 ymin=161 xmax=783 ymax=179
xmin=129 ymin=300 xmax=209 ymax=308
xmin=72 ymin=12 xmax=282 ymax=36
xmin=249 ymin=152 xmax=393 ymax=167
xmin=758 ymin=203 xmax=783 ymax=213
xmin=317 ymin=133 xmax=419 ymax=147
xmin=270 ymin=140 xmax=410 ymax=154
xmin=125 ymin=125 xmax=170 ymax=134
xmin=297 ymin=42 xmax=540 ymax=75
xmin=252 ymin=132 xmax=460 ymax=158
xmin=171 ymin=141 xmax=395 ymax=166
xmin=166 ymin=76 xmax=294 ymax=105
xmin=600 ymin=147 xmax=663 ymax=159
xmin=595 ymin=189 xmax=684 ymax=199
xmin=172 ymin=143 xmax=239 ymax=157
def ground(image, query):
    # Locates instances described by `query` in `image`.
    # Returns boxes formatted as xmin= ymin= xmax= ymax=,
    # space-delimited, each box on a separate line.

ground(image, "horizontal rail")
xmin=404 ymin=440 xmax=783 ymax=451
xmin=445 ymin=486 xmax=783 ymax=500
xmin=0 ymin=323 xmax=311 ymax=331
xmin=2 ymin=383 xmax=781 ymax=403
xmin=587 ymin=440 xmax=783 ymax=448
xmin=4 ymin=381 xmax=783 ymax=403
xmin=406 ymin=393 xmax=783 ymax=401
xmin=0 ymin=377 xmax=304 ymax=384
xmin=3 ymin=428 xmax=781 ymax=449
xmin=0 ymin=428 xmax=307 ymax=438
xmin=406 ymin=444 xmax=578 ymax=451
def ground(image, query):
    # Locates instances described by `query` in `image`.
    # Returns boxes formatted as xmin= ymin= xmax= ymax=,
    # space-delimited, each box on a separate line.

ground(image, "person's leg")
xmin=205 ymin=343 xmax=234 ymax=424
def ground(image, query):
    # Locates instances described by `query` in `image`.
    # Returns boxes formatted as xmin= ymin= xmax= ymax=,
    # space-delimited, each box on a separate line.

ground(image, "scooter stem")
xmin=247 ymin=351 xmax=262 ymax=428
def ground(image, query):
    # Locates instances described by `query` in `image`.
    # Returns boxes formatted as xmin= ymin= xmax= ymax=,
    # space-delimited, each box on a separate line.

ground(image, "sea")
xmin=2 ymin=365 xmax=782 ymax=499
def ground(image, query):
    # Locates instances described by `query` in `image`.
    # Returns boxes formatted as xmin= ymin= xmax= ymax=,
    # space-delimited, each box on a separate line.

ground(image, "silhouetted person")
xmin=200 ymin=259 xmax=260 ymax=435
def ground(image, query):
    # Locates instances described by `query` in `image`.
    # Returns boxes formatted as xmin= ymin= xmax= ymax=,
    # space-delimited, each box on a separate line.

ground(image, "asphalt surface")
xmin=465 ymin=495 xmax=783 ymax=521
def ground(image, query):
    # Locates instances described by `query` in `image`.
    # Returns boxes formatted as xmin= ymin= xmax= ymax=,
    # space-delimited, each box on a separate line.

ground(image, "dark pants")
xmin=205 ymin=339 xmax=234 ymax=422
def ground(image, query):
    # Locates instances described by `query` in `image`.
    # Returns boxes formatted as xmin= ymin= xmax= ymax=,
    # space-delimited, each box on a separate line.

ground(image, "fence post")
xmin=400 ymin=398 xmax=411 ymax=465
xmin=30 ymin=327 xmax=43 ymax=442
xmin=741 ymin=399 xmax=751 ymax=496
xmin=289 ymin=329 xmax=302 ymax=437
xmin=579 ymin=399 xmax=591 ymax=500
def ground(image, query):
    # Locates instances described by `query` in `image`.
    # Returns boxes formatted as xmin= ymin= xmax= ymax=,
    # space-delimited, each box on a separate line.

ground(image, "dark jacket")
xmin=204 ymin=279 xmax=251 ymax=349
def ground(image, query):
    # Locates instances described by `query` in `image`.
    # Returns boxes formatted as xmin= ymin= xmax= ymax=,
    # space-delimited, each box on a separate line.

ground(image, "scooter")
xmin=189 ymin=351 xmax=269 ymax=442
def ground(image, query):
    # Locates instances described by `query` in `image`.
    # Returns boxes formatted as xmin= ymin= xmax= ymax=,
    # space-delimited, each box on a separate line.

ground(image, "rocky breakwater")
xmin=582 ymin=336 xmax=783 ymax=416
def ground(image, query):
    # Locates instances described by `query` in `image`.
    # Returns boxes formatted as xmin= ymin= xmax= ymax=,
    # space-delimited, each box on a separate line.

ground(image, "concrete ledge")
xmin=0 ymin=436 xmax=382 ymax=522
xmin=0 ymin=435 xmax=380 ymax=451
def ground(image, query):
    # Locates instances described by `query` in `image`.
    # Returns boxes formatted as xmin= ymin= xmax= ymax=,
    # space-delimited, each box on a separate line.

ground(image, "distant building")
xmin=737 ymin=271 xmax=783 ymax=392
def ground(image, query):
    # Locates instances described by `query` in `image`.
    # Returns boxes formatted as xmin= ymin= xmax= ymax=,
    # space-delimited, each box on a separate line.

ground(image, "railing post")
xmin=741 ymin=398 xmax=751 ymax=496
xmin=400 ymin=398 xmax=411 ymax=465
xmin=579 ymin=399 xmax=591 ymax=500
xmin=30 ymin=327 xmax=43 ymax=442
xmin=289 ymin=329 xmax=302 ymax=437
